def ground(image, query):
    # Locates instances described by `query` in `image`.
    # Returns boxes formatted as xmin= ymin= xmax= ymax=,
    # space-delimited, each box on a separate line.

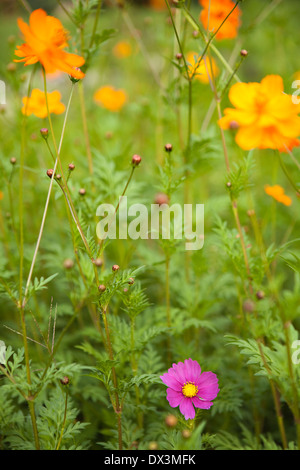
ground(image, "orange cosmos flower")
xmin=22 ymin=88 xmax=65 ymax=118
xmin=186 ymin=51 xmax=219 ymax=83
xmin=218 ymin=75 xmax=300 ymax=152
xmin=264 ymin=185 xmax=292 ymax=206
xmin=113 ymin=41 xmax=132 ymax=59
xmin=14 ymin=9 xmax=85 ymax=79
xmin=199 ymin=0 xmax=241 ymax=40
xmin=149 ymin=0 xmax=167 ymax=10
xmin=93 ymin=86 xmax=128 ymax=112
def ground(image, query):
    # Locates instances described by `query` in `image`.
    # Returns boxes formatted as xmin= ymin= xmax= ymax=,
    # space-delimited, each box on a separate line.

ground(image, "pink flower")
xmin=160 ymin=359 xmax=219 ymax=420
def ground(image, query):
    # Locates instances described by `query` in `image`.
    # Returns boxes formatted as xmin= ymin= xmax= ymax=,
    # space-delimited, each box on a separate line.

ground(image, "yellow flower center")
xmin=182 ymin=382 xmax=198 ymax=398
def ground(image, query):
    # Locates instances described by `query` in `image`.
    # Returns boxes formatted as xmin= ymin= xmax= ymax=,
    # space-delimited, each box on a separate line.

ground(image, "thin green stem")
xmin=22 ymin=81 xmax=75 ymax=308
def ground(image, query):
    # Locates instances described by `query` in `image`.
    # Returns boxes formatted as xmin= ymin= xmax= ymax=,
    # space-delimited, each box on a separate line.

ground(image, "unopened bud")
xmin=175 ymin=52 xmax=183 ymax=60
xmin=69 ymin=68 xmax=82 ymax=83
xmin=93 ymin=258 xmax=103 ymax=267
xmin=10 ymin=157 xmax=17 ymax=165
xmin=243 ymin=299 xmax=255 ymax=313
xmin=164 ymin=143 xmax=172 ymax=152
xmin=240 ymin=49 xmax=248 ymax=57
xmin=148 ymin=441 xmax=158 ymax=450
xmin=79 ymin=188 xmax=86 ymax=196
xmin=60 ymin=376 xmax=70 ymax=385
xmin=182 ymin=429 xmax=191 ymax=439
xmin=165 ymin=414 xmax=178 ymax=428
xmin=40 ymin=128 xmax=49 ymax=139
xmin=7 ymin=62 xmax=16 ymax=73
xmin=132 ymin=154 xmax=142 ymax=166
xmin=229 ymin=120 xmax=239 ymax=130
xmin=256 ymin=290 xmax=265 ymax=300
xmin=63 ymin=258 xmax=74 ymax=269
xmin=68 ymin=163 xmax=75 ymax=171
xmin=47 ymin=169 xmax=54 ymax=179
xmin=112 ymin=264 xmax=120 ymax=272
xmin=128 ymin=277 xmax=134 ymax=285
xmin=98 ymin=284 xmax=106 ymax=292
xmin=154 ymin=192 xmax=170 ymax=206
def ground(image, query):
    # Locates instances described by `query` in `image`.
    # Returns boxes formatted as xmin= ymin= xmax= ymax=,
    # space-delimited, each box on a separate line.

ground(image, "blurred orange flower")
xmin=199 ymin=0 xmax=241 ymax=40
xmin=149 ymin=0 xmax=167 ymax=10
xmin=186 ymin=51 xmax=219 ymax=83
xmin=218 ymin=75 xmax=300 ymax=152
xmin=93 ymin=85 xmax=128 ymax=112
xmin=22 ymin=88 xmax=65 ymax=118
xmin=14 ymin=9 xmax=85 ymax=79
xmin=264 ymin=185 xmax=292 ymax=206
xmin=113 ymin=41 xmax=132 ymax=58
xmin=0 ymin=191 xmax=3 ymax=201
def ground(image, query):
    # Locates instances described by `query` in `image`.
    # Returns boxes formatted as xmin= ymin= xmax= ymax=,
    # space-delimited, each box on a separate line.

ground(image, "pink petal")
xmin=179 ymin=397 xmax=195 ymax=420
xmin=160 ymin=369 xmax=182 ymax=391
xmin=192 ymin=396 xmax=214 ymax=410
xmin=196 ymin=371 xmax=219 ymax=401
xmin=171 ymin=361 xmax=188 ymax=384
xmin=182 ymin=358 xmax=201 ymax=382
xmin=166 ymin=388 xmax=183 ymax=408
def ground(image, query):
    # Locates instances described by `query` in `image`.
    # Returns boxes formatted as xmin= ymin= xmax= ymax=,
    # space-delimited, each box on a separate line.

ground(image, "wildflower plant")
xmin=0 ymin=0 xmax=300 ymax=452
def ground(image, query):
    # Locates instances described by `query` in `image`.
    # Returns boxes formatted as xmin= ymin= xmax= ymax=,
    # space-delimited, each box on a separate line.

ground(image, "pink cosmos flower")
xmin=160 ymin=359 xmax=219 ymax=420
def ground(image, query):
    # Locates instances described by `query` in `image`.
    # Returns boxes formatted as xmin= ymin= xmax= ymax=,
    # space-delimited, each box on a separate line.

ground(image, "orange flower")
xmin=149 ymin=0 xmax=167 ymax=10
xmin=93 ymin=85 xmax=128 ymax=112
xmin=218 ymin=75 xmax=300 ymax=152
xmin=186 ymin=51 xmax=219 ymax=83
xmin=22 ymin=88 xmax=65 ymax=118
xmin=199 ymin=0 xmax=241 ymax=40
xmin=14 ymin=9 xmax=85 ymax=79
xmin=0 ymin=191 xmax=3 ymax=201
xmin=264 ymin=185 xmax=292 ymax=206
xmin=113 ymin=41 xmax=132 ymax=59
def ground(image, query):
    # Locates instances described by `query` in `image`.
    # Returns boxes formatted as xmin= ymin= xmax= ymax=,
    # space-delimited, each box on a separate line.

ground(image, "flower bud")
xmin=148 ymin=441 xmax=158 ymax=450
xmin=240 ymin=49 xmax=248 ymax=57
xmin=7 ymin=62 xmax=16 ymax=73
xmin=182 ymin=429 xmax=191 ymax=439
xmin=68 ymin=163 xmax=75 ymax=171
xmin=165 ymin=414 xmax=178 ymax=428
xmin=79 ymin=188 xmax=86 ymax=196
xmin=243 ymin=299 xmax=255 ymax=313
xmin=128 ymin=277 xmax=134 ymax=285
xmin=10 ymin=157 xmax=17 ymax=165
xmin=112 ymin=264 xmax=120 ymax=272
xmin=46 ymin=169 xmax=54 ymax=179
xmin=60 ymin=376 xmax=70 ymax=385
xmin=93 ymin=258 xmax=103 ymax=267
xmin=63 ymin=258 xmax=74 ymax=269
xmin=154 ymin=192 xmax=170 ymax=206
xmin=164 ymin=143 xmax=172 ymax=152
xmin=98 ymin=284 xmax=106 ymax=293
xmin=40 ymin=128 xmax=49 ymax=139
xmin=229 ymin=120 xmax=239 ymax=130
xmin=132 ymin=154 xmax=142 ymax=166
xmin=256 ymin=290 xmax=265 ymax=300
